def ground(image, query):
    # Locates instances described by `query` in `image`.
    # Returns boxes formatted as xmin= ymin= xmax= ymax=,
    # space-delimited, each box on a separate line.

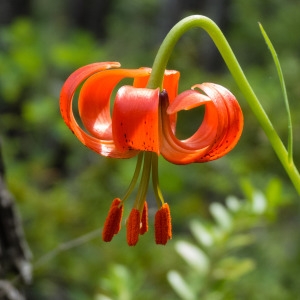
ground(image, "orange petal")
xmin=193 ymin=83 xmax=244 ymax=161
xmin=133 ymin=67 xmax=151 ymax=88
xmin=155 ymin=203 xmax=172 ymax=245
xmin=132 ymin=68 xmax=179 ymax=133
xmin=162 ymin=70 xmax=180 ymax=104
xmin=60 ymin=62 xmax=118 ymax=131
xmin=112 ymin=86 xmax=160 ymax=153
xmin=79 ymin=68 xmax=151 ymax=140
xmin=60 ymin=62 xmax=149 ymax=158
xmin=133 ymin=68 xmax=180 ymax=102
xmin=160 ymin=84 xmax=243 ymax=164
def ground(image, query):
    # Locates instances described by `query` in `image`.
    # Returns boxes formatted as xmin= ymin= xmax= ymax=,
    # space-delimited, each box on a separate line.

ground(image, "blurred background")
xmin=0 ymin=0 xmax=300 ymax=299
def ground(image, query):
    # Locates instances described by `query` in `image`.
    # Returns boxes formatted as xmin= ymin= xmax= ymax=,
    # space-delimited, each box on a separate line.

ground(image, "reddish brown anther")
xmin=139 ymin=201 xmax=148 ymax=235
xmin=155 ymin=203 xmax=172 ymax=245
xmin=102 ymin=198 xmax=123 ymax=242
xmin=126 ymin=209 xmax=141 ymax=246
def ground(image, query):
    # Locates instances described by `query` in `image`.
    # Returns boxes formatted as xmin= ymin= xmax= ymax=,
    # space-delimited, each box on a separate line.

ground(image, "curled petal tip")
xmin=160 ymin=83 xmax=243 ymax=164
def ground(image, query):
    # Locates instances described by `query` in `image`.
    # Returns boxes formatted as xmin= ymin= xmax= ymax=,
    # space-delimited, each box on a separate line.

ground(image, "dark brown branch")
xmin=0 ymin=140 xmax=32 ymax=299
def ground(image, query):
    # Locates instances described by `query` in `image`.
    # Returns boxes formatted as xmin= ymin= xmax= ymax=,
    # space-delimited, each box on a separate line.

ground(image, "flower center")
xmin=102 ymin=91 xmax=173 ymax=246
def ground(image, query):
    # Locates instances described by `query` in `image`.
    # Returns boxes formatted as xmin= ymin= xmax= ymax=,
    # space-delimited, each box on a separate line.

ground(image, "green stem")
xmin=151 ymin=153 xmax=165 ymax=207
xmin=134 ymin=152 xmax=153 ymax=211
xmin=122 ymin=152 xmax=144 ymax=202
xmin=147 ymin=15 xmax=300 ymax=195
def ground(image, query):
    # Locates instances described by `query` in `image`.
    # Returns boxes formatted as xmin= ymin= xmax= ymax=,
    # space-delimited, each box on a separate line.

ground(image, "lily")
xmin=60 ymin=61 xmax=243 ymax=246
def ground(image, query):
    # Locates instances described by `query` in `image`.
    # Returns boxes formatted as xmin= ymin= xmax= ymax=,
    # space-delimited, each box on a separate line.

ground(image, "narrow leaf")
xmin=259 ymin=23 xmax=293 ymax=162
xmin=167 ymin=270 xmax=196 ymax=300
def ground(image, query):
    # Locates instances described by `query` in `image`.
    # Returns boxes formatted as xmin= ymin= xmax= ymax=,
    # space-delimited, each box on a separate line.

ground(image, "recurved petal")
xmin=133 ymin=67 xmax=152 ymax=88
xmin=60 ymin=62 xmax=138 ymax=158
xmin=78 ymin=68 xmax=151 ymax=140
xmin=159 ymin=90 xmax=214 ymax=164
xmin=133 ymin=68 xmax=180 ymax=134
xmin=133 ymin=68 xmax=180 ymax=102
xmin=162 ymin=70 xmax=180 ymax=104
xmin=160 ymin=84 xmax=243 ymax=164
xmin=194 ymin=83 xmax=243 ymax=161
xmin=60 ymin=62 xmax=119 ymax=128
xmin=112 ymin=86 xmax=160 ymax=153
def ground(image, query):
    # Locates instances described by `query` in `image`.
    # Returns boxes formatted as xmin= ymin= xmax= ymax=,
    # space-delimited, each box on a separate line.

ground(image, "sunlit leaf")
xmin=252 ymin=191 xmax=267 ymax=214
xmin=225 ymin=195 xmax=241 ymax=212
xmin=175 ymin=241 xmax=209 ymax=274
xmin=167 ymin=270 xmax=196 ymax=300
xmin=190 ymin=220 xmax=214 ymax=247
xmin=209 ymin=203 xmax=232 ymax=230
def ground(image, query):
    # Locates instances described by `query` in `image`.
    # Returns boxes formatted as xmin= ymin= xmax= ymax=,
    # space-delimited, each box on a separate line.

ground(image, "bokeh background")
xmin=1 ymin=0 xmax=300 ymax=299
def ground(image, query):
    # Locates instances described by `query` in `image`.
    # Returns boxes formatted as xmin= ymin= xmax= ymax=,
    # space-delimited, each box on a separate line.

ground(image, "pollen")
xmin=139 ymin=201 xmax=149 ymax=235
xmin=155 ymin=203 xmax=172 ymax=245
xmin=126 ymin=208 xmax=141 ymax=246
xmin=102 ymin=198 xmax=124 ymax=242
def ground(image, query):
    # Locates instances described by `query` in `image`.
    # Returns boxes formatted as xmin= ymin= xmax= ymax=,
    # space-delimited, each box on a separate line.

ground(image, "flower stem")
xmin=147 ymin=15 xmax=300 ymax=195
xmin=122 ymin=152 xmax=144 ymax=202
xmin=134 ymin=152 xmax=153 ymax=211
xmin=151 ymin=153 xmax=165 ymax=207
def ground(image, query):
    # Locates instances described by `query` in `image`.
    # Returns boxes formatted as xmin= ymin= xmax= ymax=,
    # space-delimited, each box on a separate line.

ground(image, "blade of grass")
xmin=259 ymin=23 xmax=293 ymax=163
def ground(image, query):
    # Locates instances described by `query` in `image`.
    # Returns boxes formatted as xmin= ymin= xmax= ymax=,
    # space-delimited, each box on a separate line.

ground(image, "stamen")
xmin=122 ymin=152 xmax=144 ymax=202
xmin=151 ymin=153 xmax=165 ymax=207
xmin=134 ymin=152 xmax=152 ymax=211
xmin=126 ymin=208 xmax=141 ymax=246
xmin=102 ymin=198 xmax=124 ymax=242
xmin=155 ymin=203 xmax=172 ymax=245
xmin=139 ymin=201 xmax=148 ymax=235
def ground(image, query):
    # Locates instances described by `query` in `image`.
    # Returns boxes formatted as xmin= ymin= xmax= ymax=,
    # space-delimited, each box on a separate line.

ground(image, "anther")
xmin=155 ymin=203 xmax=172 ymax=245
xmin=139 ymin=201 xmax=148 ymax=235
xmin=102 ymin=198 xmax=124 ymax=242
xmin=126 ymin=209 xmax=140 ymax=246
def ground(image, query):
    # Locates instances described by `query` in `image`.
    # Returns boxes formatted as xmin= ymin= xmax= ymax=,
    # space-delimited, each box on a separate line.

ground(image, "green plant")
xmin=168 ymin=180 xmax=283 ymax=299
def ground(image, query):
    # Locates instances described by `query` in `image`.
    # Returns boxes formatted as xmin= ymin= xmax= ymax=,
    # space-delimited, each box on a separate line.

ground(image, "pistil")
xmin=103 ymin=136 xmax=172 ymax=245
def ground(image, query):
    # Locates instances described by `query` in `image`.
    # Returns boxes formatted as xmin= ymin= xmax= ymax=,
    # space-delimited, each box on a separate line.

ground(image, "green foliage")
xmin=0 ymin=0 xmax=299 ymax=299
xmin=167 ymin=183 xmax=289 ymax=300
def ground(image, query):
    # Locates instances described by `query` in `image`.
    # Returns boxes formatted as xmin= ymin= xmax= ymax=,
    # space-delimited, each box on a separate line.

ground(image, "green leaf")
xmin=226 ymin=233 xmax=255 ymax=250
xmin=95 ymin=295 xmax=113 ymax=300
xmin=214 ymin=257 xmax=256 ymax=281
xmin=259 ymin=23 xmax=293 ymax=162
xmin=252 ymin=190 xmax=267 ymax=214
xmin=209 ymin=203 xmax=232 ymax=230
xmin=167 ymin=270 xmax=196 ymax=300
xmin=190 ymin=220 xmax=214 ymax=247
xmin=175 ymin=241 xmax=209 ymax=274
xmin=225 ymin=195 xmax=241 ymax=212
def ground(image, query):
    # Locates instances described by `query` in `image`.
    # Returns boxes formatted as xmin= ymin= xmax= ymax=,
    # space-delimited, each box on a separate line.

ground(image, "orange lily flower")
xmin=60 ymin=61 xmax=243 ymax=246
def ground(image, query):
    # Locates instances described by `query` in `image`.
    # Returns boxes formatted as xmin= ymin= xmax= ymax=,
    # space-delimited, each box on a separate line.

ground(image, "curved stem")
xmin=147 ymin=15 xmax=300 ymax=195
